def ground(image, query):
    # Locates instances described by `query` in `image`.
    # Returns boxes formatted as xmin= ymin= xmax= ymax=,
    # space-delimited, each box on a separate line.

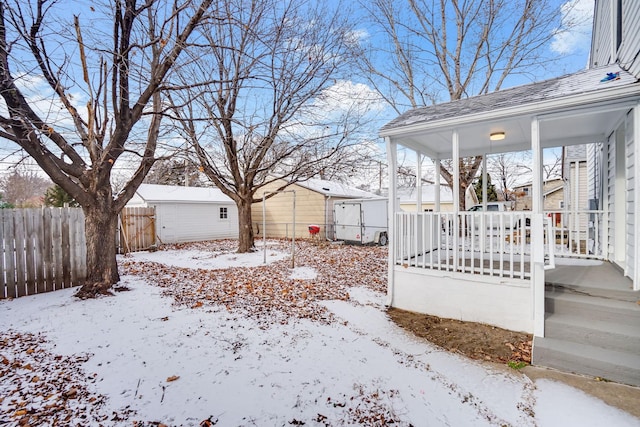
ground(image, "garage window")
xmin=219 ymin=207 xmax=228 ymax=219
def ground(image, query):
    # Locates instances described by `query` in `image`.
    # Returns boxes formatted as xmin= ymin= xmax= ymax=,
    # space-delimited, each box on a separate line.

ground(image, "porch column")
xmin=434 ymin=158 xmax=441 ymax=210
xmin=416 ymin=151 xmax=423 ymax=211
xmin=634 ymin=104 xmax=640 ymax=291
xmin=452 ymin=130 xmax=460 ymax=270
xmin=386 ymin=137 xmax=398 ymax=305
xmin=531 ymin=117 xmax=545 ymax=337
xmin=482 ymin=155 xmax=487 ymax=207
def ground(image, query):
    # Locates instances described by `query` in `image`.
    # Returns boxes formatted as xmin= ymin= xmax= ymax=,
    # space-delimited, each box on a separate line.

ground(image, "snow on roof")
xmin=296 ymin=178 xmax=379 ymax=198
xmin=381 ymin=64 xmax=638 ymax=132
xmin=135 ymin=183 xmax=233 ymax=203
xmin=397 ymin=184 xmax=454 ymax=203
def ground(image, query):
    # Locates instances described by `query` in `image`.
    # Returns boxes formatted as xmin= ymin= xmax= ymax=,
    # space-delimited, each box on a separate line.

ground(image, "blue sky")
xmin=0 ymin=0 xmax=595 ymax=181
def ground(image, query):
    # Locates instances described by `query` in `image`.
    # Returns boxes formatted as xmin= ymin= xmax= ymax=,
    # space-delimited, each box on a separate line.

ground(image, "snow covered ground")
xmin=1 ymin=241 xmax=638 ymax=426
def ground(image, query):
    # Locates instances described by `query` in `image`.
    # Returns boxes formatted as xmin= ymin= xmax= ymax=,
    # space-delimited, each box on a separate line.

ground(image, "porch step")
xmin=544 ymin=288 xmax=640 ymax=324
xmin=532 ymin=337 xmax=640 ymax=387
xmin=534 ymin=287 xmax=640 ymax=386
xmin=544 ymin=313 xmax=640 ymax=354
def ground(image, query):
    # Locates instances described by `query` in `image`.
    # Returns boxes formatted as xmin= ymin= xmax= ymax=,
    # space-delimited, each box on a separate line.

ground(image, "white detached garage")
xmin=128 ymin=184 xmax=238 ymax=244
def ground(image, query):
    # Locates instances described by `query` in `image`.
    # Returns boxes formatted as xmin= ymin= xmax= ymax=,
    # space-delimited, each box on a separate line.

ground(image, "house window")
xmin=559 ymin=201 xmax=564 ymax=209
xmin=219 ymin=207 xmax=228 ymax=219
xmin=522 ymin=187 xmax=530 ymax=196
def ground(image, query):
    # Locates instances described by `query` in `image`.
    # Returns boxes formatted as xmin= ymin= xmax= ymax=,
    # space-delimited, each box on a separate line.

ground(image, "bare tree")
xmin=357 ymin=0 xmax=580 ymax=209
xmin=0 ymin=169 xmax=50 ymax=207
xmin=169 ymin=0 xmax=371 ymax=252
xmin=544 ymin=148 xmax=563 ymax=180
xmin=488 ymin=152 xmax=532 ymax=200
xmin=0 ymin=0 xmax=213 ymax=296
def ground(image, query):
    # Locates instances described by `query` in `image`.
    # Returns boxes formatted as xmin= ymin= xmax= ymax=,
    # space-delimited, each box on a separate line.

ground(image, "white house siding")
xmin=620 ymin=0 xmax=640 ymax=77
xmin=155 ymin=202 xmax=238 ymax=244
xmin=625 ymin=110 xmax=635 ymax=280
xmin=590 ymin=0 xmax=613 ymax=68
xmin=606 ymin=131 xmax=616 ymax=261
xmin=587 ymin=143 xmax=602 ymax=202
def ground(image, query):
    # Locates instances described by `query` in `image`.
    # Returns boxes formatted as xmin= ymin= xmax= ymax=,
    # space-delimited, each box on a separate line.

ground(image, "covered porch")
xmin=380 ymin=64 xmax=640 ymax=385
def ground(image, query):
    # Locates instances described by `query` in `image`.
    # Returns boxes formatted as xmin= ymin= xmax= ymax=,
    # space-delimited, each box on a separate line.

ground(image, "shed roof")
xmin=296 ymin=178 xmax=378 ymax=198
xmin=135 ymin=184 xmax=233 ymax=203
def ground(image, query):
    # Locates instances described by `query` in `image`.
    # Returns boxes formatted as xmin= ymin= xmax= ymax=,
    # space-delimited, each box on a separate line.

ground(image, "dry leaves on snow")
xmin=0 ymin=331 xmax=132 ymax=426
xmin=120 ymin=240 xmax=387 ymax=327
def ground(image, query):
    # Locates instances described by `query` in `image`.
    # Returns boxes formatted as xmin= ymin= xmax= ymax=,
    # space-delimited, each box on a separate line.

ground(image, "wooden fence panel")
xmin=24 ymin=209 xmax=37 ymax=296
xmin=1 ymin=208 xmax=87 ymax=299
xmin=35 ymin=209 xmax=46 ymax=294
xmin=2 ymin=210 xmax=16 ymax=298
xmin=1 ymin=207 xmax=157 ymax=298
xmin=42 ymin=208 xmax=54 ymax=292
xmin=119 ymin=207 xmax=156 ymax=254
xmin=14 ymin=210 xmax=27 ymax=297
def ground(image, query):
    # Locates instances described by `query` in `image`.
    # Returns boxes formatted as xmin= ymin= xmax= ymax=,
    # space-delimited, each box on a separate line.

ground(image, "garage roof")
xmin=135 ymin=184 xmax=233 ymax=203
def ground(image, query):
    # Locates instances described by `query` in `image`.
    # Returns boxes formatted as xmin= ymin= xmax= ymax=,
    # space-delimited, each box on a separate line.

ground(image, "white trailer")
xmin=333 ymin=198 xmax=388 ymax=245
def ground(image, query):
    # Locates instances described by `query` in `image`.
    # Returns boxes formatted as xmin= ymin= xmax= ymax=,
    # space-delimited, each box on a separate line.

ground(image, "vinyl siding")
xmin=590 ymin=0 xmax=613 ymax=68
xmin=625 ymin=110 xmax=635 ymax=279
xmin=155 ymin=202 xmax=239 ymax=243
xmin=619 ymin=0 xmax=640 ymax=77
xmin=251 ymin=180 xmax=329 ymax=239
xmin=606 ymin=132 xmax=616 ymax=260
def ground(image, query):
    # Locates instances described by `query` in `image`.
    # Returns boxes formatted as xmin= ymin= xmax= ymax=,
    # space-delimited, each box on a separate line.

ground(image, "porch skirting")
xmin=391 ymin=267 xmax=534 ymax=333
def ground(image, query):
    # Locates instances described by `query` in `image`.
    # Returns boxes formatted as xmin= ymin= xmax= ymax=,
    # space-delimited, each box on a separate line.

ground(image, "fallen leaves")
xmin=120 ymin=240 xmax=388 ymax=327
xmin=166 ymin=375 xmax=180 ymax=382
xmin=0 ymin=330 xmax=132 ymax=426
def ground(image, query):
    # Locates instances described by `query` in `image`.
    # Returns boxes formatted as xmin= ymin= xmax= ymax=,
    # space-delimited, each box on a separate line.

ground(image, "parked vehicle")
xmin=334 ymin=198 xmax=388 ymax=245
xmin=467 ymin=201 xmax=530 ymax=230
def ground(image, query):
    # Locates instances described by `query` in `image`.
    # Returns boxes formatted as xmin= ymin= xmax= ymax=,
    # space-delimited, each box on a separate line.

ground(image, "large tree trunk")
xmin=76 ymin=196 xmax=120 ymax=298
xmin=237 ymin=198 xmax=255 ymax=253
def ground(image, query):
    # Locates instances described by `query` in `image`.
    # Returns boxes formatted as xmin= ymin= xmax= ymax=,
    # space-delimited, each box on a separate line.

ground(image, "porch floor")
xmin=545 ymin=259 xmax=637 ymax=301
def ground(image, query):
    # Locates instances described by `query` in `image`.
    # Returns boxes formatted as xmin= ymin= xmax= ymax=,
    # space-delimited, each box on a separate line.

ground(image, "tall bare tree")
xmin=0 ymin=0 xmax=212 ymax=296
xmin=170 ymin=0 xmax=371 ymax=252
xmin=358 ymin=0 xmax=580 ymax=208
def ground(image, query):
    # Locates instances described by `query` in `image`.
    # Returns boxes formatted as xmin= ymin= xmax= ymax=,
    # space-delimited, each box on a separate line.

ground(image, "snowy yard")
xmin=1 ymin=240 xmax=638 ymax=426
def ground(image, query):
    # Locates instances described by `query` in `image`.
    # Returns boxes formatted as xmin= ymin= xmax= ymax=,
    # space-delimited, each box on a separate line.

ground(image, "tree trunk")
xmin=237 ymin=197 xmax=255 ymax=253
xmin=76 ymin=198 xmax=120 ymax=298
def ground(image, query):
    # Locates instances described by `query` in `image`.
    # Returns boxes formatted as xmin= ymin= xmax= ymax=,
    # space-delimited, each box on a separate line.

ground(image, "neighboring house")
xmin=513 ymin=178 xmax=565 ymax=211
xmin=379 ymin=1 xmax=640 ymax=386
xmin=251 ymin=178 xmax=377 ymax=240
xmin=128 ymin=184 xmax=238 ymax=244
xmin=398 ymin=184 xmax=477 ymax=212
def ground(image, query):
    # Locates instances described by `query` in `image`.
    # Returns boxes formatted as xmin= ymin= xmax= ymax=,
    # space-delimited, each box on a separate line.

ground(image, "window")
xmin=219 ymin=207 xmax=228 ymax=219
xmin=559 ymin=201 xmax=564 ymax=209
xmin=522 ymin=187 xmax=530 ymax=196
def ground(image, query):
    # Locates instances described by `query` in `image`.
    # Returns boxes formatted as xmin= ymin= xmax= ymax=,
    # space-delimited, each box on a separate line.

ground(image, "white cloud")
xmin=312 ymin=80 xmax=386 ymax=117
xmin=551 ymin=0 xmax=594 ymax=55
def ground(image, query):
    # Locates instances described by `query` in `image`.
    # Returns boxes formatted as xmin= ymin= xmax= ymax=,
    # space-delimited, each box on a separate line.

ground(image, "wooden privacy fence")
xmin=1 ymin=207 xmax=157 ymax=299
xmin=1 ymin=208 xmax=86 ymax=299
xmin=118 ymin=207 xmax=156 ymax=254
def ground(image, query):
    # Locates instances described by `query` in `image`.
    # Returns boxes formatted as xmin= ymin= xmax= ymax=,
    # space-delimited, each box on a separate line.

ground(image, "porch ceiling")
xmin=381 ymin=65 xmax=640 ymax=159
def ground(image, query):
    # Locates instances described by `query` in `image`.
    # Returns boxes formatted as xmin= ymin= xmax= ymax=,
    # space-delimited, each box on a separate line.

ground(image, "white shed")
xmin=128 ymin=184 xmax=238 ymax=244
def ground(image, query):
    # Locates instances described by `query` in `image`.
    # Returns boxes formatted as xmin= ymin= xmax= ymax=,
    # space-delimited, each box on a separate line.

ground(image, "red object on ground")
xmin=308 ymin=225 xmax=320 ymax=235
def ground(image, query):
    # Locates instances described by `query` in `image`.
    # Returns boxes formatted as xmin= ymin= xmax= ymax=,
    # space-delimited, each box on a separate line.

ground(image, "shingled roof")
xmin=381 ymin=64 xmax=638 ymax=133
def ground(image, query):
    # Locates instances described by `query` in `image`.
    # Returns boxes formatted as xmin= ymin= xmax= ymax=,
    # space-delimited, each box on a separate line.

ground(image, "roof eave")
xmin=380 ymin=84 xmax=640 ymax=139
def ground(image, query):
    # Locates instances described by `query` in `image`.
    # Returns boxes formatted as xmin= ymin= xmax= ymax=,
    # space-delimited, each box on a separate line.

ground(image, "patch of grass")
xmin=507 ymin=360 xmax=527 ymax=370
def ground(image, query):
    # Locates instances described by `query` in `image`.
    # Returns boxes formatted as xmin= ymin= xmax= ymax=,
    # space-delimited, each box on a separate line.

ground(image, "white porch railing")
xmin=394 ymin=210 xmax=604 ymax=280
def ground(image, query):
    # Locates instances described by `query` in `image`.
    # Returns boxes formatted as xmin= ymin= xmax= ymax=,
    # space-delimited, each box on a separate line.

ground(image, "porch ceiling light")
xmin=490 ymin=131 xmax=506 ymax=141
